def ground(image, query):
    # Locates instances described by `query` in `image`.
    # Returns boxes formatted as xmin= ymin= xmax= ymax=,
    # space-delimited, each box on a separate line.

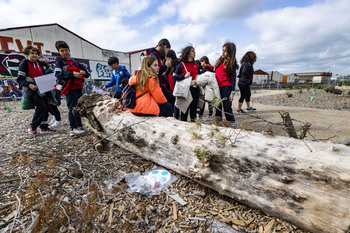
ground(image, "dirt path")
xmin=228 ymin=90 xmax=350 ymax=144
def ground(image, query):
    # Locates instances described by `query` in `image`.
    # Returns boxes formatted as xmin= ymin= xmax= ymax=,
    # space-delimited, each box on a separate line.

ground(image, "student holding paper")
xmin=17 ymin=46 xmax=55 ymax=134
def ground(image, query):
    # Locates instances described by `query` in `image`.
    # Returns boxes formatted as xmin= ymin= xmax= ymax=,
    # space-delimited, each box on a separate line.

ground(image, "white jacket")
xmin=196 ymin=72 xmax=221 ymax=103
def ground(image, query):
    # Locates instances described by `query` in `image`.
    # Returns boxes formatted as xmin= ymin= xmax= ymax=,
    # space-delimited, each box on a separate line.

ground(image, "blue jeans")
xmin=66 ymin=89 xmax=82 ymax=129
xmin=215 ymin=86 xmax=235 ymax=122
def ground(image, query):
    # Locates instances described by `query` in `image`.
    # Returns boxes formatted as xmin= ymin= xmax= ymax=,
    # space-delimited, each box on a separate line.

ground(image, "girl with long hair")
xmin=128 ymin=56 xmax=173 ymax=117
xmin=214 ymin=42 xmax=238 ymax=127
xmin=237 ymin=51 xmax=257 ymax=114
xmin=173 ymin=46 xmax=200 ymax=122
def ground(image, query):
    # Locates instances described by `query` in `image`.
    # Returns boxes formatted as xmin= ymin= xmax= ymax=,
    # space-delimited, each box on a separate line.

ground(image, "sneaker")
xmin=230 ymin=122 xmax=237 ymax=128
xmin=49 ymin=116 xmax=56 ymax=125
xmin=237 ymin=109 xmax=247 ymax=115
xmin=40 ymin=128 xmax=56 ymax=134
xmin=28 ymin=126 xmax=37 ymax=134
xmin=50 ymin=120 xmax=62 ymax=127
xmin=247 ymin=107 xmax=256 ymax=112
xmin=78 ymin=125 xmax=88 ymax=132
xmin=70 ymin=128 xmax=85 ymax=135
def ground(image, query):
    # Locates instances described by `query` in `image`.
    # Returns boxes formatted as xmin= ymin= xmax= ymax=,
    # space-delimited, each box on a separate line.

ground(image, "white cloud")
xmin=0 ymin=0 xmax=152 ymax=51
xmin=147 ymin=0 xmax=259 ymax=26
xmin=246 ymin=0 xmax=350 ymax=74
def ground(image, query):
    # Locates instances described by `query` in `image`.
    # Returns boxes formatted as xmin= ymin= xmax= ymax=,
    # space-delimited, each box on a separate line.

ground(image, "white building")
xmin=0 ymin=23 xmax=131 ymax=80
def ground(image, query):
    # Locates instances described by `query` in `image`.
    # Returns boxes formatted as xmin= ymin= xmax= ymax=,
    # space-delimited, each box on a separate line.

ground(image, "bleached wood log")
xmin=74 ymin=93 xmax=350 ymax=233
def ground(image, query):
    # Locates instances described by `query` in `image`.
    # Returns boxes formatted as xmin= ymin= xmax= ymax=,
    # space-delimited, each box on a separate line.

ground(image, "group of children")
xmin=18 ymin=41 xmax=89 ymax=136
xmin=18 ymin=38 xmax=257 ymax=136
xmin=103 ymin=38 xmax=257 ymax=128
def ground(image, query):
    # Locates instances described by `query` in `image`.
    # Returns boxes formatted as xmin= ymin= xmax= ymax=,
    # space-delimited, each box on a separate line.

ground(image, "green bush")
xmin=332 ymin=89 xmax=342 ymax=95
xmin=325 ymin=86 xmax=335 ymax=93
xmin=286 ymin=92 xmax=293 ymax=98
xmin=298 ymin=88 xmax=303 ymax=94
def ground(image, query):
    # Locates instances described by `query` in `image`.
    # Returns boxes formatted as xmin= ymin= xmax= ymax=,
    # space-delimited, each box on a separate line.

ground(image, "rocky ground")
xmin=1 ymin=89 xmax=349 ymax=232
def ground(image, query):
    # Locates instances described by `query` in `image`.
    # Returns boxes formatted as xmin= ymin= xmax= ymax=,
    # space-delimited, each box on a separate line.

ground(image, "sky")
xmin=0 ymin=0 xmax=349 ymax=76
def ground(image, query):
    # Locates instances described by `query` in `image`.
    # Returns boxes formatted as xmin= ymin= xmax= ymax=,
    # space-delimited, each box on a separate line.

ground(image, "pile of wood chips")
xmin=0 ymin=131 xmax=309 ymax=233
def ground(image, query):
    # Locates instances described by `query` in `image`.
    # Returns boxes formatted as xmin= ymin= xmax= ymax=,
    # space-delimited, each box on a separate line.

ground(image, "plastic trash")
xmin=124 ymin=167 xmax=177 ymax=195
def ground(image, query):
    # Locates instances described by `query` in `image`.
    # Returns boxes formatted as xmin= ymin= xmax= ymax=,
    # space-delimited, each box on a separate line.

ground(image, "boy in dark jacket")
xmin=54 ymin=40 xmax=90 ymax=136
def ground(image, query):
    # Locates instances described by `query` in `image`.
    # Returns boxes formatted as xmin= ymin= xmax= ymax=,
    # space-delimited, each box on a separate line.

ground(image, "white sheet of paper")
xmin=92 ymin=85 xmax=110 ymax=95
xmin=35 ymin=73 xmax=56 ymax=93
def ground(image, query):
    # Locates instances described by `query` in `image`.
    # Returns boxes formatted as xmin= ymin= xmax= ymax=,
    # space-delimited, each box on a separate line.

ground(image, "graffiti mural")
xmin=89 ymin=61 xmax=112 ymax=80
xmin=0 ymin=52 xmax=26 ymax=77
xmin=0 ymin=79 xmax=22 ymax=99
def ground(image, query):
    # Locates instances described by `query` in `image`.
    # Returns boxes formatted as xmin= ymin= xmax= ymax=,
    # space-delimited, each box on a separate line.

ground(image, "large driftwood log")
xmin=75 ymin=93 xmax=350 ymax=233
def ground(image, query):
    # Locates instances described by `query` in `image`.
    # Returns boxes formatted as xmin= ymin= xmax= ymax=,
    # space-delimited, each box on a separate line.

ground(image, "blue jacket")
xmin=105 ymin=65 xmax=131 ymax=93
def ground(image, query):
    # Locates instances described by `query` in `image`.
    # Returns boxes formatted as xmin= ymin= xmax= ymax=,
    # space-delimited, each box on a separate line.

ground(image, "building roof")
xmin=127 ymin=48 xmax=151 ymax=55
xmin=0 ymin=23 xmax=102 ymax=50
xmin=254 ymin=69 xmax=269 ymax=75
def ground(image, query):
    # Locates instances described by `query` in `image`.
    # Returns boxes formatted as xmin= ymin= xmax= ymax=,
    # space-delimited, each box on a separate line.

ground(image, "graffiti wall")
xmin=89 ymin=60 xmax=113 ymax=80
xmin=0 ymin=52 xmax=26 ymax=99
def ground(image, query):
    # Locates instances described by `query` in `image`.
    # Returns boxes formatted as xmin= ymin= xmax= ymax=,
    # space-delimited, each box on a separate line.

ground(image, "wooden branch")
xmin=279 ymin=112 xmax=298 ymax=138
xmin=74 ymin=93 xmax=350 ymax=233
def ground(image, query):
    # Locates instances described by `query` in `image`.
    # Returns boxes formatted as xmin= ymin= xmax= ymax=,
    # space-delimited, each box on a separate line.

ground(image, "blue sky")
xmin=0 ymin=0 xmax=349 ymax=75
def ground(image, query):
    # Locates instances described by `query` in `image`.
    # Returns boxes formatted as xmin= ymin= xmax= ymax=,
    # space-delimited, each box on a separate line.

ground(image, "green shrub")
xmin=325 ymin=86 xmax=335 ymax=93
xmin=332 ymin=89 xmax=342 ymax=95
xmin=286 ymin=92 xmax=293 ymax=98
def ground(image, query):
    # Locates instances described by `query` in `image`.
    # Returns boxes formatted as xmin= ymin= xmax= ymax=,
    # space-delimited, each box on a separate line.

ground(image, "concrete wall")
xmin=129 ymin=50 xmax=147 ymax=75
xmin=253 ymin=74 xmax=268 ymax=84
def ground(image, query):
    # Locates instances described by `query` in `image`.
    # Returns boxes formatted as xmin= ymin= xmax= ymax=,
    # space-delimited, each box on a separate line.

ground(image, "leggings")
xmin=238 ymin=83 xmax=251 ymax=103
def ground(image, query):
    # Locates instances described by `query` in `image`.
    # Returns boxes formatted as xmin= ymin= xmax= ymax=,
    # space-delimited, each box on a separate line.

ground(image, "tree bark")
xmin=74 ymin=93 xmax=350 ymax=233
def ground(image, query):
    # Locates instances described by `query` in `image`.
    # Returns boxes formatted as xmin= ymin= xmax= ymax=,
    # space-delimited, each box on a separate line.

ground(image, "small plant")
xmin=286 ymin=92 xmax=293 ymax=98
xmin=196 ymin=148 xmax=207 ymax=163
xmin=298 ymin=88 xmax=303 ymax=94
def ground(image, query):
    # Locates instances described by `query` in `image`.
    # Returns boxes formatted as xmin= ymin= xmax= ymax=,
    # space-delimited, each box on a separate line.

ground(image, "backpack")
xmin=120 ymin=84 xmax=137 ymax=109
xmin=120 ymin=83 xmax=148 ymax=109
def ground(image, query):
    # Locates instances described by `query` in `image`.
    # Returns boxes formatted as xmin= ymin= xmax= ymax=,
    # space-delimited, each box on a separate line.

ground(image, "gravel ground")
xmin=2 ymin=91 xmax=349 ymax=232
xmin=251 ymin=89 xmax=350 ymax=111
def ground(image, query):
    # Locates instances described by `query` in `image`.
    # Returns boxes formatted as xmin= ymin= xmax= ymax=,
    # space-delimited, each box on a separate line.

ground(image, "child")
xmin=214 ymin=42 xmax=238 ymax=128
xmin=17 ymin=45 xmax=55 ymax=134
xmin=197 ymin=56 xmax=218 ymax=119
xmin=237 ymin=51 xmax=257 ymax=114
xmin=54 ymin=40 xmax=90 ymax=136
xmin=165 ymin=49 xmax=180 ymax=119
xmin=127 ymin=56 xmax=172 ymax=117
xmin=173 ymin=46 xmax=200 ymax=122
xmin=102 ymin=56 xmax=131 ymax=99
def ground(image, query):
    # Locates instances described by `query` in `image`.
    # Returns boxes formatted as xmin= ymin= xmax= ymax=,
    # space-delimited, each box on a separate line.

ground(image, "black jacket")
xmin=238 ymin=62 xmax=254 ymax=85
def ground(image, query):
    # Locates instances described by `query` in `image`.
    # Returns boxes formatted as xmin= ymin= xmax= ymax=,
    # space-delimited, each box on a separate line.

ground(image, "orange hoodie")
xmin=128 ymin=75 xmax=167 ymax=115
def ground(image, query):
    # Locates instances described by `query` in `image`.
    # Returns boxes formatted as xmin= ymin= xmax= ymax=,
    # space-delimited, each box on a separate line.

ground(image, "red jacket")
xmin=215 ymin=62 xmax=231 ymax=87
xmin=175 ymin=60 xmax=199 ymax=80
